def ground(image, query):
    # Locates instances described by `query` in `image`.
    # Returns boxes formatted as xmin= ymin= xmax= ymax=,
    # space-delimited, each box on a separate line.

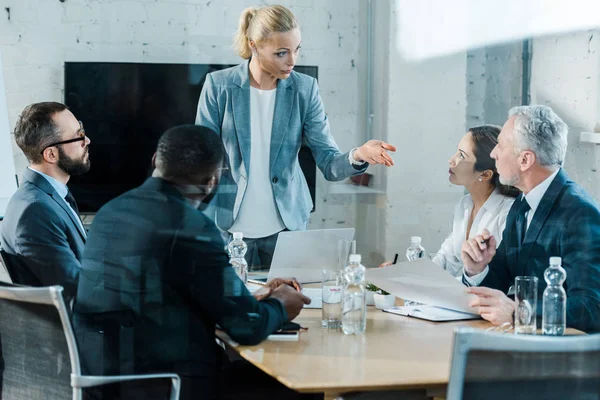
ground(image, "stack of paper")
xmin=366 ymin=258 xmax=480 ymax=317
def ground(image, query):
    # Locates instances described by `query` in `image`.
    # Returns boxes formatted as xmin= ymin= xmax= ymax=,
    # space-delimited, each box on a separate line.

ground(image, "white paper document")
xmin=384 ymin=305 xmax=480 ymax=322
xmin=301 ymin=288 xmax=322 ymax=309
xmin=245 ymin=284 xmax=322 ymax=309
xmin=365 ymin=258 xmax=479 ymax=315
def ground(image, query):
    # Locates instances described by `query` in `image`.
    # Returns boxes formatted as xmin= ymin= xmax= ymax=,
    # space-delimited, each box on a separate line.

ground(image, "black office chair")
xmin=0 ymin=283 xmax=180 ymax=399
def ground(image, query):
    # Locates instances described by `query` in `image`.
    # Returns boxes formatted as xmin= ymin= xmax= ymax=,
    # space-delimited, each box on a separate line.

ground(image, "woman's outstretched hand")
xmin=354 ymin=140 xmax=397 ymax=167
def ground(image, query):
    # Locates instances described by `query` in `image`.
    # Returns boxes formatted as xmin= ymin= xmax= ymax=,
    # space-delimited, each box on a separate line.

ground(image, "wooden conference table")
xmin=217 ymin=298 xmax=583 ymax=400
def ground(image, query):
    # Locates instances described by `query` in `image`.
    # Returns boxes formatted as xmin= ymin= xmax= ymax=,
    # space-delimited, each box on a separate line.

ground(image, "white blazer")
xmin=434 ymin=188 xmax=515 ymax=277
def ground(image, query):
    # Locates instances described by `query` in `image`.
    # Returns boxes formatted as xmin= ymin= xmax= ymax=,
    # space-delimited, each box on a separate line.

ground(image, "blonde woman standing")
xmin=196 ymin=5 xmax=396 ymax=271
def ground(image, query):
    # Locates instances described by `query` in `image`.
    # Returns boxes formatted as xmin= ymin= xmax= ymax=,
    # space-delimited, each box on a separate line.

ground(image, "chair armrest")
xmin=71 ymin=373 xmax=181 ymax=400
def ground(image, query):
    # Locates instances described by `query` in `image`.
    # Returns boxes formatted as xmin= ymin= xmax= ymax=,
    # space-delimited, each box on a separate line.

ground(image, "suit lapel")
xmin=270 ymin=75 xmax=295 ymax=172
xmin=23 ymin=169 xmax=87 ymax=242
xmin=519 ymin=169 xmax=569 ymax=269
xmin=232 ymin=62 xmax=252 ymax=175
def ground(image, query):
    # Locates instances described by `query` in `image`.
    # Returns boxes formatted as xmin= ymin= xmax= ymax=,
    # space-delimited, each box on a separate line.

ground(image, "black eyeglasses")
xmin=40 ymin=121 xmax=87 ymax=155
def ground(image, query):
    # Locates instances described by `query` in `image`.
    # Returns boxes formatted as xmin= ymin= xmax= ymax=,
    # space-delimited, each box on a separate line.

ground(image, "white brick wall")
xmin=0 ymin=0 xmax=366 ymax=232
xmin=531 ymin=30 xmax=600 ymax=199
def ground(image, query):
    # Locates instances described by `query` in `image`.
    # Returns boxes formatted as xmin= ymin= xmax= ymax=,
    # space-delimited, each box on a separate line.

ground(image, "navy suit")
xmin=0 ymin=168 xmax=85 ymax=299
xmin=73 ymin=178 xmax=287 ymax=399
xmin=482 ymin=169 xmax=600 ymax=333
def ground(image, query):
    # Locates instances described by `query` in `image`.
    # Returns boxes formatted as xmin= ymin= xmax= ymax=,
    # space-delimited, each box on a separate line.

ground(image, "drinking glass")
xmin=515 ymin=276 xmax=538 ymax=334
xmin=338 ymin=239 xmax=353 ymax=270
xmin=322 ymin=269 xmax=343 ymax=329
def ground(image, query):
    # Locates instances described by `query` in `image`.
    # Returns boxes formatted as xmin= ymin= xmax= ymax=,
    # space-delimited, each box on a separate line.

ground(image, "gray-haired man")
xmin=461 ymin=105 xmax=600 ymax=333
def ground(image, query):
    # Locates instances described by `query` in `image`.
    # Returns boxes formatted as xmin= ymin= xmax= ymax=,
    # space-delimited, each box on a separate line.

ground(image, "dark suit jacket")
xmin=73 ymin=178 xmax=287 ymax=390
xmin=482 ymin=169 xmax=600 ymax=333
xmin=0 ymin=168 xmax=85 ymax=299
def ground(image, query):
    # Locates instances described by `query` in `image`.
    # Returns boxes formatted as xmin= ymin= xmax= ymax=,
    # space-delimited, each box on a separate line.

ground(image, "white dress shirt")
xmin=464 ymin=169 xmax=560 ymax=286
xmin=434 ymin=188 xmax=515 ymax=277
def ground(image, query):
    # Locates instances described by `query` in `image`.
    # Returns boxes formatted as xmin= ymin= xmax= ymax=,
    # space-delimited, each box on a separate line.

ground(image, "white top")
xmin=28 ymin=167 xmax=87 ymax=238
xmin=464 ymin=169 xmax=560 ymax=286
xmin=230 ymin=87 xmax=286 ymax=238
xmin=434 ymin=188 xmax=514 ymax=277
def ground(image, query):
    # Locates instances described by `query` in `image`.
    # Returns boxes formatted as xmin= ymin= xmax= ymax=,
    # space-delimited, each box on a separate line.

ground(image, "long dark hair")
xmin=470 ymin=125 xmax=520 ymax=198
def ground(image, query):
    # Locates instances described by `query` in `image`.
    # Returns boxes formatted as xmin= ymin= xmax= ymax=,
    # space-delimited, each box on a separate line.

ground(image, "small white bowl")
xmin=366 ymin=290 xmax=376 ymax=306
xmin=374 ymin=293 xmax=396 ymax=310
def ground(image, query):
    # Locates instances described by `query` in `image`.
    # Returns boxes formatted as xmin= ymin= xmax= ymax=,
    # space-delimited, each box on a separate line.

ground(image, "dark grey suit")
xmin=73 ymin=178 xmax=287 ymax=399
xmin=0 ymin=168 xmax=85 ymax=299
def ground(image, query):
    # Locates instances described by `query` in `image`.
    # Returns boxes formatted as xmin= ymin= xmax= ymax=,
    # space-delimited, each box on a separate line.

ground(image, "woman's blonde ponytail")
xmin=233 ymin=7 xmax=256 ymax=59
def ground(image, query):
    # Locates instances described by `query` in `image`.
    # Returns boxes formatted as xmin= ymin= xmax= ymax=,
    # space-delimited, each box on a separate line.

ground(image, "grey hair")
xmin=508 ymin=105 xmax=568 ymax=167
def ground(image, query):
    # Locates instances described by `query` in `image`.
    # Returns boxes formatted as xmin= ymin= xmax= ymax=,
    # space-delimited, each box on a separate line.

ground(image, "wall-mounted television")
xmin=64 ymin=62 xmax=318 ymax=213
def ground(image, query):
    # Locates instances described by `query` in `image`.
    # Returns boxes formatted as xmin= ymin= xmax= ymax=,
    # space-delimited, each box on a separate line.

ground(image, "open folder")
xmin=365 ymin=258 xmax=481 ymax=322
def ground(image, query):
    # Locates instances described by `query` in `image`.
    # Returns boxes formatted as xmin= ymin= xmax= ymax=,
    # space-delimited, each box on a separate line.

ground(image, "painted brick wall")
xmin=0 ymin=0 xmax=367 ymax=230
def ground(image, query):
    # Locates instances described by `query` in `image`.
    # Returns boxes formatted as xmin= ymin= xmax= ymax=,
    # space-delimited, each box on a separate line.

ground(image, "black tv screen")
xmin=64 ymin=62 xmax=318 ymax=213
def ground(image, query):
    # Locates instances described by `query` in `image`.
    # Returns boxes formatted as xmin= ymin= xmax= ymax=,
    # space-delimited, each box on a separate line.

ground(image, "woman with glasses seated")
xmin=382 ymin=125 xmax=519 ymax=277
xmin=196 ymin=4 xmax=396 ymax=271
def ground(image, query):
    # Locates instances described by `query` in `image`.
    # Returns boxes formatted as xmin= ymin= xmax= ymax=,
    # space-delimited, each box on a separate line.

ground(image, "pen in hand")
xmin=392 ymin=253 xmax=399 ymax=264
xmin=480 ymin=235 xmax=495 ymax=245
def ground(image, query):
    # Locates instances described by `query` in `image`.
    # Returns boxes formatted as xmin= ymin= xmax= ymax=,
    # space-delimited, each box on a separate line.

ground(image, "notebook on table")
xmin=366 ymin=258 xmax=483 ymax=322
xmin=384 ymin=305 xmax=481 ymax=322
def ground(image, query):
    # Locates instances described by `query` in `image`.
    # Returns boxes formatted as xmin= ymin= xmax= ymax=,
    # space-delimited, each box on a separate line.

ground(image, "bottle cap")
xmin=410 ymin=236 xmax=422 ymax=244
xmin=349 ymin=254 xmax=361 ymax=263
xmin=549 ymin=256 xmax=562 ymax=265
xmin=232 ymin=232 xmax=243 ymax=240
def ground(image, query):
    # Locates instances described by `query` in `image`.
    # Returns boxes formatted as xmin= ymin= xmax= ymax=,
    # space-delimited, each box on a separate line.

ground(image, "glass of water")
xmin=338 ymin=239 xmax=353 ymax=270
xmin=515 ymin=276 xmax=538 ymax=334
xmin=322 ymin=269 xmax=343 ymax=329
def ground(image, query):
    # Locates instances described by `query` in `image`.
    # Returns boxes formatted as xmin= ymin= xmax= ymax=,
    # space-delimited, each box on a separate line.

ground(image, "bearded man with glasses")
xmin=0 ymin=102 xmax=91 ymax=301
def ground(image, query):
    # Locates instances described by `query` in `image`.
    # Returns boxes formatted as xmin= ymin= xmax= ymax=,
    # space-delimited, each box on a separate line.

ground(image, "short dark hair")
xmin=470 ymin=125 xmax=520 ymax=198
xmin=155 ymin=125 xmax=224 ymax=178
xmin=14 ymin=102 xmax=67 ymax=164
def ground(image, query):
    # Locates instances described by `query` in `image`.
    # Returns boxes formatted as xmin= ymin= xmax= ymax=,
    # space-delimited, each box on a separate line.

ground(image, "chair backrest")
xmin=0 ymin=284 xmax=80 ymax=399
xmin=447 ymin=328 xmax=600 ymax=400
xmin=0 ymin=249 xmax=13 ymax=283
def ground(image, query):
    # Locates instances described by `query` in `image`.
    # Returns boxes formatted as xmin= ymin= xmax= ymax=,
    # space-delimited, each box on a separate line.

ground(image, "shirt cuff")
xmin=462 ymin=266 xmax=489 ymax=287
xmin=348 ymin=147 xmax=367 ymax=166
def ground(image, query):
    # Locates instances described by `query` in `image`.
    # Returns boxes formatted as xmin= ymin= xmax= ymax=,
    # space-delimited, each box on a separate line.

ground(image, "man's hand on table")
xmin=269 ymin=284 xmax=311 ymax=320
xmin=252 ymin=277 xmax=302 ymax=301
xmin=468 ymin=286 xmax=515 ymax=326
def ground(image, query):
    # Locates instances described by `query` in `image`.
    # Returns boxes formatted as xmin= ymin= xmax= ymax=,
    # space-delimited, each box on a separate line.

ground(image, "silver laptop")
xmin=268 ymin=228 xmax=355 ymax=284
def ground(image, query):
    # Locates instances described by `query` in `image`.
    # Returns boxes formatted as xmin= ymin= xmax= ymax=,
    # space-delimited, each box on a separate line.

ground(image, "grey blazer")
xmin=195 ymin=61 xmax=367 ymax=232
xmin=0 ymin=168 xmax=85 ymax=299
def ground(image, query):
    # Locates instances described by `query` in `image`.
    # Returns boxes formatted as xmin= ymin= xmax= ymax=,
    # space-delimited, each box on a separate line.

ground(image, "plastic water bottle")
xmin=404 ymin=237 xmax=426 ymax=306
xmin=542 ymin=256 xmax=567 ymax=336
xmin=228 ymin=232 xmax=248 ymax=285
xmin=406 ymin=236 xmax=426 ymax=261
xmin=342 ymin=254 xmax=367 ymax=335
